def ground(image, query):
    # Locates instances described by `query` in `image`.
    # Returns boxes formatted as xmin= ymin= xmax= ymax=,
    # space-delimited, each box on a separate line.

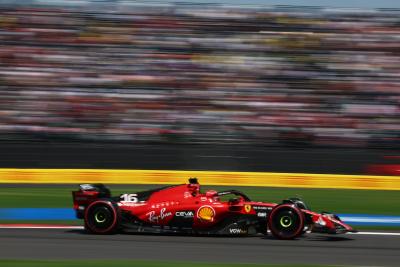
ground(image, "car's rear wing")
xmin=72 ymin=184 xmax=111 ymax=219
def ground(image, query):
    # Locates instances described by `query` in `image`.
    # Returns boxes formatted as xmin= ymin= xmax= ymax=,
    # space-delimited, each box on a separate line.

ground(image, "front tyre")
xmin=84 ymin=200 xmax=119 ymax=234
xmin=268 ymin=204 xmax=304 ymax=240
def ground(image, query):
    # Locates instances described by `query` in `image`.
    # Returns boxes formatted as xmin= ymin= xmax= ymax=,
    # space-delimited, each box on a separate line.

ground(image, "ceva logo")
xmin=175 ymin=211 xmax=194 ymax=217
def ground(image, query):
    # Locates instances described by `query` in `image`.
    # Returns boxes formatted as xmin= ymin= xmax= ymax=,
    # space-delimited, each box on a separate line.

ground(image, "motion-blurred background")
xmin=0 ymin=0 xmax=399 ymax=175
xmin=1 ymin=1 xmax=399 ymax=147
xmin=0 ymin=1 xmax=400 ymax=266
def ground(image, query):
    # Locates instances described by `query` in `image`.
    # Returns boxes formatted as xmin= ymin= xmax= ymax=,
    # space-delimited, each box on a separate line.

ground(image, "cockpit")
xmin=187 ymin=177 xmax=252 ymax=203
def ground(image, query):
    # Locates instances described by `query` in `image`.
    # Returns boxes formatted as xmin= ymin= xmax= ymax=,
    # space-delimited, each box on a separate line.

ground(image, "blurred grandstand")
xmin=0 ymin=1 xmax=399 ymax=148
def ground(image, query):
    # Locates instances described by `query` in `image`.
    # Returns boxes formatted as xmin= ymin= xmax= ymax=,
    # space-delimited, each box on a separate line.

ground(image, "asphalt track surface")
xmin=1 ymin=228 xmax=399 ymax=266
xmin=0 ymin=142 xmax=397 ymax=174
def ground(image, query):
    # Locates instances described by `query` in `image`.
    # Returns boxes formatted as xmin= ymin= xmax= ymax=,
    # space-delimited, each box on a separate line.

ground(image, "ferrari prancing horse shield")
xmin=244 ymin=204 xmax=251 ymax=213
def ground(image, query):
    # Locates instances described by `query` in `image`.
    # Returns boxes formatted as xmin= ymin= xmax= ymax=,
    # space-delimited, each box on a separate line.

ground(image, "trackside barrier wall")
xmin=0 ymin=169 xmax=399 ymax=190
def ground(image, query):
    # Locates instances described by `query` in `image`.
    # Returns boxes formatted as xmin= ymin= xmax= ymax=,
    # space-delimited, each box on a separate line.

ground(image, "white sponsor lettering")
xmin=80 ymin=184 xmax=95 ymax=190
xmin=118 ymin=202 xmax=146 ymax=207
xmin=257 ymin=212 xmax=267 ymax=217
xmin=120 ymin=194 xmax=138 ymax=203
xmin=176 ymin=211 xmax=194 ymax=217
xmin=146 ymin=208 xmax=172 ymax=223
xmin=229 ymin=228 xmax=247 ymax=234
xmin=151 ymin=202 xmax=178 ymax=209
xmin=253 ymin=206 xmax=269 ymax=210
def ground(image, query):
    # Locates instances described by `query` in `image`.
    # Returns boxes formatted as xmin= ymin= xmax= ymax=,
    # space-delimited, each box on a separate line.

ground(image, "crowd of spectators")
xmin=0 ymin=2 xmax=399 ymax=147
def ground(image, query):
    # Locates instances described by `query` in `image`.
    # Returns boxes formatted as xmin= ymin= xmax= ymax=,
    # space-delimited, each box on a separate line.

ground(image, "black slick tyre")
xmin=84 ymin=200 xmax=119 ymax=234
xmin=268 ymin=204 xmax=304 ymax=240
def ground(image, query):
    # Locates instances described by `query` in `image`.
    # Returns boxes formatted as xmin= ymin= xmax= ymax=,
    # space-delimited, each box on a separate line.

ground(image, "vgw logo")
xmin=175 ymin=211 xmax=194 ymax=217
xmin=229 ymin=228 xmax=247 ymax=234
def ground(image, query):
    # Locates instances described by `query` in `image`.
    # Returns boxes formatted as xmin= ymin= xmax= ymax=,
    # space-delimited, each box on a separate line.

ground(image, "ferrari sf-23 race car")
xmin=72 ymin=178 xmax=356 ymax=239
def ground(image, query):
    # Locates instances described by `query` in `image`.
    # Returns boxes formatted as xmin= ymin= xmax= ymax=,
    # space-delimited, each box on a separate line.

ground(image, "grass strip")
xmin=0 ymin=185 xmax=399 ymax=216
xmin=0 ymin=260 xmax=341 ymax=267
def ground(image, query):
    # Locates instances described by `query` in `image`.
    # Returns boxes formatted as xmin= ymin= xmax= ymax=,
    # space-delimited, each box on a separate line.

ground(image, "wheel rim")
xmin=87 ymin=205 xmax=116 ymax=232
xmin=94 ymin=211 xmax=107 ymax=223
xmin=269 ymin=207 xmax=303 ymax=239
xmin=280 ymin=215 xmax=292 ymax=228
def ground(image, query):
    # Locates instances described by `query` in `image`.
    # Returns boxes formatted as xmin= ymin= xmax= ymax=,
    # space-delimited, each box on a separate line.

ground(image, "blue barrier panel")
xmin=338 ymin=214 xmax=400 ymax=226
xmin=0 ymin=208 xmax=76 ymax=220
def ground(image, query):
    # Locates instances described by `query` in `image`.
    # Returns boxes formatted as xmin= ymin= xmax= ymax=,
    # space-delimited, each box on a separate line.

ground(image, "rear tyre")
xmin=268 ymin=204 xmax=304 ymax=240
xmin=84 ymin=201 xmax=119 ymax=234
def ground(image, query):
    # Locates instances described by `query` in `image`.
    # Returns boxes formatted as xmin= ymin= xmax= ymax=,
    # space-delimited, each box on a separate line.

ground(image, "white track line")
xmin=0 ymin=225 xmax=399 ymax=236
xmin=348 ymin=231 xmax=400 ymax=236
xmin=0 ymin=225 xmax=84 ymax=229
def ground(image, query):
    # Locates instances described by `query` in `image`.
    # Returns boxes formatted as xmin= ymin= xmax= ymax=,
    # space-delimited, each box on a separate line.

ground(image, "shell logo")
xmin=197 ymin=205 xmax=215 ymax=222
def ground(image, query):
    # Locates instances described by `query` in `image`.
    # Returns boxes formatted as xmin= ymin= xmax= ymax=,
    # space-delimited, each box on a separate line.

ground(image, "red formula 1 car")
xmin=72 ymin=178 xmax=356 ymax=239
